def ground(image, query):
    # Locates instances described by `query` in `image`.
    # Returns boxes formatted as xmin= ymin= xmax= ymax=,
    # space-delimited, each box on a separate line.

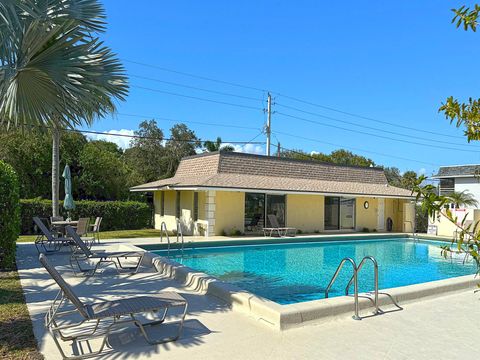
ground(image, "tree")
xmin=78 ymin=141 xmax=136 ymax=200
xmin=203 ymin=137 xmax=235 ymax=152
xmin=125 ymin=120 xmax=168 ymax=183
xmin=281 ymin=148 xmax=375 ymax=167
xmin=384 ymin=167 xmax=403 ymax=188
xmin=400 ymin=170 xmax=418 ymax=190
xmin=0 ymin=0 xmax=128 ymax=216
xmin=414 ymin=5 xmax=480 ymax=275
xmin=446 ymin=190 xmax=478 ymax=209
xmin=165 ymin=124 xmax=201 ymax=177
xmin=326 ymin=149 xmax=374 ymax=167
xmin=439 ymin=5 xmax=480 ymax=141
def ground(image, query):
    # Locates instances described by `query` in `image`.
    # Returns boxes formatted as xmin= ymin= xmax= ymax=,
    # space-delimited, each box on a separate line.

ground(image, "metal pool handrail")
xmin=345 ymin=256 xmax=380 ymax=316
xmin=160 ymin=221 xmax=171 ymax=256
xmin=325 ymin=257 xmax=360 ymax=320
xmin=176 ymin=219 xmax=185 ymax=256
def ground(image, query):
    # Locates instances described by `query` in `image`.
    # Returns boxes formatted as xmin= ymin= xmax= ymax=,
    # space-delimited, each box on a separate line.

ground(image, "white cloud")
xmin=310 ymin=150 xmax=320 ymax=156
xmin=222 ymin=143 xmax=265 ymax=155
xmin=87 ymin=129 xmax=135 ymax=149
xmin=418 ymin=168 xmax=427 ymax=175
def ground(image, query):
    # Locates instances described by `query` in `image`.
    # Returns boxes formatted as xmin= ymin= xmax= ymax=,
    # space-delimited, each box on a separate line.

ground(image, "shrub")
xmin=0 ymin=161 xmax=20 ymax=269
xmin=20 ymin=199 xmax=152 ymax=234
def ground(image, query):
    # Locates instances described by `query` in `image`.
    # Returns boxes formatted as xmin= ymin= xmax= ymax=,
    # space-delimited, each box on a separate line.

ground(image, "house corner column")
xmin=205 ymin=190 xmax=216 ymax=236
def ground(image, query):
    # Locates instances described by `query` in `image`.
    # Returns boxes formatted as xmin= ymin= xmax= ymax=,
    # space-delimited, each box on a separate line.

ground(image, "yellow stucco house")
xmin=130 ymin=151 xmax=415 ymax=236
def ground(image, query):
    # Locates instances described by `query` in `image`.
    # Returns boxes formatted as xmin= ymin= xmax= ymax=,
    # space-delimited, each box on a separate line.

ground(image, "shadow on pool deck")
xmin=15 ymin=243 xmax=230 ymax=359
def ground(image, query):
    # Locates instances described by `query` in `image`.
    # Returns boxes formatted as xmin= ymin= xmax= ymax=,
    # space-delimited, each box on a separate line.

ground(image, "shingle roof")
xmin=433 ymin=164 xmax=480 ymax=178
xmin=130 ymin=151 xmax=413 ymax=198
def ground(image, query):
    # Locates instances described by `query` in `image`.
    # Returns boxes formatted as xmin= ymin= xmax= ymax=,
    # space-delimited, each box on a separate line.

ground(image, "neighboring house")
xmin=430 ymin=164 xmax=480 ymax=236
xmin=130 ymin=151 xmax=415 ymax=236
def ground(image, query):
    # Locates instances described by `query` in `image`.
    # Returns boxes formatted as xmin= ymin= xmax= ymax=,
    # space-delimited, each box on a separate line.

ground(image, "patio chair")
xmin=39 ymin=254 xmax=188 ymax=360
xmin=74 ymin=217 xmax=90 ymax=237
xmin=89 ymin=217 xmax=102 ymax=243
xmin=65 ymin=225 xmax=145 ymax=276
xmin=263 ymin=214 xmax=297 ymax=237
xmin=33 ymin=217 xmax=74 ymax=253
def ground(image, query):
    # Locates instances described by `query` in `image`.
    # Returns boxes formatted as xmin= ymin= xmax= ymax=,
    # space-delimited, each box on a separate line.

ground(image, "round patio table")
xmin=51 ymin=220 xmax=78 ymax=236
xmin=51 ymin=220 xmax=78 ymax=226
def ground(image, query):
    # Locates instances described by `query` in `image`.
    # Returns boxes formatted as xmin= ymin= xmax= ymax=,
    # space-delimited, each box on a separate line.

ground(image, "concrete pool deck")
xmin=16 ymin=238 xmax=480 ymax=359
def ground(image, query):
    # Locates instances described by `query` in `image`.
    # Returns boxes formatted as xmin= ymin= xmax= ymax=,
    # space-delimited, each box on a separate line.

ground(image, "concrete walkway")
xmin=16 ymin=241 xmax=480 ymax=360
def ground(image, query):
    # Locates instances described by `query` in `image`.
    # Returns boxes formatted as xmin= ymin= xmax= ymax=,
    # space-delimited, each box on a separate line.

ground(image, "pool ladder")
xmin=160 ymin=219 xmax=185 ymax=256
xmin=325 ymin=256 xmax=390 ymax=320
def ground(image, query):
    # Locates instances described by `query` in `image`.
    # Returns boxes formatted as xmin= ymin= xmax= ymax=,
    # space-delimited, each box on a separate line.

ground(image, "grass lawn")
xmin=0 ymin=270 xmax=43 ymax=360
xmin=17 ymin=228 xmax=162 ymax=242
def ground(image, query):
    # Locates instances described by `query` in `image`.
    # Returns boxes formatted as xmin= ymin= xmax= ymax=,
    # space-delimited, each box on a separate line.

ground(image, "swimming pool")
xmin=153 ymin=238 xmax=477 ymax=305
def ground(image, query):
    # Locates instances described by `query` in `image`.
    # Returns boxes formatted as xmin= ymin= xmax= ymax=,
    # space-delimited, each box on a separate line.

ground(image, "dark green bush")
xmin=0 ymin=161 xmax=20 ymax=269
xmin=20 ymin=199 xmax=152 ymax=234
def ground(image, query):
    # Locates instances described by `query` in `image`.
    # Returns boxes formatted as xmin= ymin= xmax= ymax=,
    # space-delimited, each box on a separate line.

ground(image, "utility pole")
xmin=266 ymin=92 xmax=272 ymax=156
xmin=277 ymin=142 xmax=281 ymax=157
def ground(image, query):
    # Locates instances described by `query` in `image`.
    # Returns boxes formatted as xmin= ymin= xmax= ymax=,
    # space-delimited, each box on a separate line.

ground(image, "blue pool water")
xmin=153 ymin=238 xmax=477 ymax=305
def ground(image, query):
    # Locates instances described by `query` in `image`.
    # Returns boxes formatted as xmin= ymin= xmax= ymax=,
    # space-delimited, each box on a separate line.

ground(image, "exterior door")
xmin=377 ymin=198 xmax=385 ymax=231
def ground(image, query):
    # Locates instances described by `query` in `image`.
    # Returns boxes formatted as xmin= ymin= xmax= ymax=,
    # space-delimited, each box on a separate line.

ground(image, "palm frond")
xmin=0 ymin=0 xmax=128 ymax=131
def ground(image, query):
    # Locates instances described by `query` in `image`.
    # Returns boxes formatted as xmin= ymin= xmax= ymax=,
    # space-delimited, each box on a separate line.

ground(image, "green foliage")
xmin=0 ymin=0 xmax=128 ymax=130
xmin=413 ymin=176 xmax=480 ymax=273
xmin=164 ymin=124 xmax=201 ymax=177
xmin=203 ymin=137 xmax=235 ymax=152
xmin=452 ymin=5 xmax=480 ymax=31
xmin=78 ymin=141 xmax=138 ymax=200
xmin=125 ymin=121 xmax=201 ymax=183
xmin=447 ymin=190 xmax=479 ymax=209
xmin=439 ymin=7 xmax=480 ymax=140
xmin=20 ymin=199 xmax=152 ymax=234
xmin=281 ymin=148 xmax=375 ymax=167
xmin=0 ymin=161 xmax=20 ymax=269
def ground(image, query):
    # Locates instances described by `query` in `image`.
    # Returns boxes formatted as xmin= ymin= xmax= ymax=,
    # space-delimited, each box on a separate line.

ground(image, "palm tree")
xmin=447 ymin=190 xmax=479 ymax=209
xmin=203 ymin=137 xmax=235 ymax=152
xmin=0 ymin=0 xmax=128 ymax=216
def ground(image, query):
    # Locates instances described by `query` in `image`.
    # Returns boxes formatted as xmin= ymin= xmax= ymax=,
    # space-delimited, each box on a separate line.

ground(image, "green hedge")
xmin=21 ymin=199 xmax=152 ymax=234
xmin=0 ymin=161 xmax=20 ymax=269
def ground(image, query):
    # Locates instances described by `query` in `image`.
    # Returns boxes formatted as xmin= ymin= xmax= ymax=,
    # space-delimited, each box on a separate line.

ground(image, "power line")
xmin=129 ymin=74 xmax=264 ymax=102
xmin=124 ymin=58 xmax=464 ymax=141
xmin=124 ymin=59 xmax=266 ymax=92
xmin=116 ymin=112 xmax=261 ymax=131
xmin=72 ymin=128 xmax=265 ymax=144
xmin=131 ymin=84 xmax=263 ymax=112
xmin=272 ymin=131 xmax=440 ymax=166
xmin=273 ymin=92 xmax=466 ymax=140
xmin=276 ymin=103 xmax=478 ymax=147
xmin=276 ymin=111 xmax=480 ymax=153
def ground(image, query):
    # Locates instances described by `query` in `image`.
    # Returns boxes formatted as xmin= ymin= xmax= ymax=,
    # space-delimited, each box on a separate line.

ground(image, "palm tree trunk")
xmin=52 ymin=126 xmax=60 ymax=217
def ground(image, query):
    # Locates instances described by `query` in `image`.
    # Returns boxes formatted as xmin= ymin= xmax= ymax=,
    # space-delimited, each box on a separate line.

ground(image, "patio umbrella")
xmin=62 ymin=164 xmax=75 ymax=219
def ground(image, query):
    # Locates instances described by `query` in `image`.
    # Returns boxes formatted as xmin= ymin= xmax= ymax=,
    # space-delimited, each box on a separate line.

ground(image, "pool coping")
xmin=140 ymin=236 xmax=478 ymax=330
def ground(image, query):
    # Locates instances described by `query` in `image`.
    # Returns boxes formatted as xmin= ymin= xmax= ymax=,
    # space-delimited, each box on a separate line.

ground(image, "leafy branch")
xmin=412 ymin=176 xmax=480 ymax=274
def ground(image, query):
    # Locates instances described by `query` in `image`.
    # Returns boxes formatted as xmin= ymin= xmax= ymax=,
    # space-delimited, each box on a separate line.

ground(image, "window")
xmin=193 ymin=192 xmax=199 ymax=221
xmin=244 ymin=193 xmax=265 ymax=232
xmin=266 ymin=194 xmax=286 ymax=227
xmin=439 ymin=178 xmax=455 ymax=196
xmin=175 ymin=191 xmax=181 ymax=218
xmin=244 ymin=193 xmax=286 ymax=232
xmin=160 ymin=192 xmax=165 ymax=216
xmin=324 ymin=196 xmax=355 ymax=230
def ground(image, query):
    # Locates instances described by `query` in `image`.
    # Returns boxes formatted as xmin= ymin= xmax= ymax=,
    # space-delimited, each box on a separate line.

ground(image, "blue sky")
xmin=91 ymin=0 xmax=480 ymax=176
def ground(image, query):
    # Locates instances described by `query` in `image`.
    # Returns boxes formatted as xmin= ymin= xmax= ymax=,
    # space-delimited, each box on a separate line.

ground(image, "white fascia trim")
xmin=431 ymin=175 xmax=476 ymax=179
xmin=169 ymin=186 xmax=414 ymax=199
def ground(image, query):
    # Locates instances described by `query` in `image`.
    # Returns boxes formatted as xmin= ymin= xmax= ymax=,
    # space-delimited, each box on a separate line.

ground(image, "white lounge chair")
xmin=65 ymin=225 xmax=144 ymax=276
xmin=39 ymin=254 xmax=188 ymax=359
xmin=263 ymin=214 xmax=297 ymax=237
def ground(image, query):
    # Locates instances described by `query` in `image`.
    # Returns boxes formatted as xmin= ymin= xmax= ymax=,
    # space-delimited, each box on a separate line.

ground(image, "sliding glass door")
xmin=324 ymin=196 xmax=355 ymax=230
xmin=244 ymin=193 xmax=286 ymax=232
